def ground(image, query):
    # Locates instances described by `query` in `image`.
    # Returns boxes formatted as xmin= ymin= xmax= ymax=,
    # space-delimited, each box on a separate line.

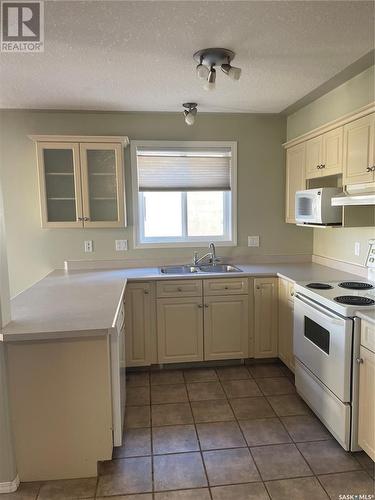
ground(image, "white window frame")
xmin=131 ymin=140 xmax=237 ymax=249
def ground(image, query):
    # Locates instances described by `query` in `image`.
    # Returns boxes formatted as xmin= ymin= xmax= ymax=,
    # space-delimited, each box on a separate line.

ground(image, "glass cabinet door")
xmin=37 ymin=142 xmax=83 ymax=227
xmin=80 ymin=143 xmax=125 ymax=227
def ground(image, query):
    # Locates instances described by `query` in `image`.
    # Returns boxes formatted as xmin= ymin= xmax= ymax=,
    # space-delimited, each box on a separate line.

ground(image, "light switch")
xmin=248 ymin=236 xmax=260 ymax=247
xmin=115 ymin=239 xmax=128 ymax=251
xmin=84 ymin=240 xmax=93 ymax=253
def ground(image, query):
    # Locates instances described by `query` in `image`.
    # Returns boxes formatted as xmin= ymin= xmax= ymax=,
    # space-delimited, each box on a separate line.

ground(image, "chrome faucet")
xmin=193 ymin=242 xmax=218 ymax=266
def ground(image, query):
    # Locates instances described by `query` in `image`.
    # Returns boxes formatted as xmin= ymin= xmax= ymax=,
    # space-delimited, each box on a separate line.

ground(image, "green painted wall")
xmin=287 ymin=66 xmax=375 ymax=267
xmin=0 ymin=110 xmax=312 ymax=296
xmin=287 ymin=66 xmax=374 ymax=140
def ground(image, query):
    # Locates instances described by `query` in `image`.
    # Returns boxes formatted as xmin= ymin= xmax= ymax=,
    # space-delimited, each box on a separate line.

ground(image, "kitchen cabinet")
xmin=278 ymin=278 xmax=295 ymax=372
xmin=204 ymin=295 xmax=249 ymax=360
xmin=156 ymin=278 xmax=249 ymax=363
xmin=285 ymin=143 xmax=305 ymax=223
xmin=305 ymin=127 xmax=343 ymax=179
xmin=358 ymin=320 xmax=375 ymax=461
xmin=254 ymin=277 xmax=278 ymax=358
xmin=343 ymin=114 xmax=375 ymax=186
xmin=125 ymin=282 xmax=156 ymax=367
xmin=32 ymin=135 xmax=128 ymax=228
xmin=157 ymin=296 xmax=204 ymax=363
xmin=305 ymin=136 xmax=323 ymax=179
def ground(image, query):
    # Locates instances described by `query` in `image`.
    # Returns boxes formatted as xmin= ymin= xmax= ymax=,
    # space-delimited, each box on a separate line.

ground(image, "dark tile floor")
xmin=4 ymin=362 xmax=374 ymax=499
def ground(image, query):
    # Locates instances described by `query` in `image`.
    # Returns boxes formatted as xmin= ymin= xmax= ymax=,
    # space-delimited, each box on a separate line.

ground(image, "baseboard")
xmin=0 ymin=475 xmax=19 ymax=493
xmin=312 ymin=254 xmax=367 ymax=278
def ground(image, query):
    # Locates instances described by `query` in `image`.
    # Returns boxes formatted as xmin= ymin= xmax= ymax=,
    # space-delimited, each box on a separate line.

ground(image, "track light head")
xmin=224 ymin=65 xmax=241 ymax=81
xmin=196 ymin=63 xmax=209 ymax=80
xmin=204 ymin=66 xmax=216 ymax=91
xmin=182 ymin=102 xmax=198 ymax=126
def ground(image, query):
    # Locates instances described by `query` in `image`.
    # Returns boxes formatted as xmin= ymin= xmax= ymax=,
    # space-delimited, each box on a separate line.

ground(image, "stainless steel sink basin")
xmin=160 ymin=265 xmax=200 ymax=275
xmin=159 ymin=264 xmax=242 ymax=275
xmin=199 ymin=264 xmax=242 ymax=273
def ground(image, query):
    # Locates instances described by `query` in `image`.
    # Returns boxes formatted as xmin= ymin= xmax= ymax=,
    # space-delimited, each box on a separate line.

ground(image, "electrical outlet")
xmin=115 ymin=239 xmax=128 ymax=251
xmin=84 ymin=240 xmax=93 ymax=253
xmin=248 ymin=236 xmax=260 ymax=247
xmin=354 ymin=241 xmax=361 ymax=257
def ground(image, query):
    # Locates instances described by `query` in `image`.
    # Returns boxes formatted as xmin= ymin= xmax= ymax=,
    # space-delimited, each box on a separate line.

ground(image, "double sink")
xmin=160 ymin=264 xmax=242 ymax=275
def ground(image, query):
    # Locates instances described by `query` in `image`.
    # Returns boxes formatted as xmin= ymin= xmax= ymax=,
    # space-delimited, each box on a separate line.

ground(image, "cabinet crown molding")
xmin=28 ymin=135 xmax=130 ymax=147
xmin=283 ymin=102 xmax=375 ymax=149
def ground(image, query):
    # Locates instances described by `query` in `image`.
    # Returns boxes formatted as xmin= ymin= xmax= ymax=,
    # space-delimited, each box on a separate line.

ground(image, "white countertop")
xmin=357 ymin=310 xmax=375 ymax=325
xmin=0 ymin=262 xmax=363 ymax=342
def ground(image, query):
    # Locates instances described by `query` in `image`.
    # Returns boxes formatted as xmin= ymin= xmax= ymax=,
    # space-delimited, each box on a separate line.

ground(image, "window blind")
xmin=137 ymin=147 xmax=232 ymax=192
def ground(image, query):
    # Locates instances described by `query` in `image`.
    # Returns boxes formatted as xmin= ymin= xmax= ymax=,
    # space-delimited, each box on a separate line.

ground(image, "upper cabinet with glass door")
xmin=31 ymin=136 xmax=129 ymax=228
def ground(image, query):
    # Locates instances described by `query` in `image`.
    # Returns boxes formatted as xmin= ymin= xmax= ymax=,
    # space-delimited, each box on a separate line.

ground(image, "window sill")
xmin=133 ymin=240 xmax=237 ymax=250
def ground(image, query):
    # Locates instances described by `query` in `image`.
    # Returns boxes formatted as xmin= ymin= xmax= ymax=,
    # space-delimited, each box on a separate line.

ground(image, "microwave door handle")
xmin=295 ymin=293 xmax=345 ymax=325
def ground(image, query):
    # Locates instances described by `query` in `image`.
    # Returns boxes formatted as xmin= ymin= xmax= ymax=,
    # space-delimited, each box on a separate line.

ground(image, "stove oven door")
xmin=294 ymin=293 xmax=353 ymax=402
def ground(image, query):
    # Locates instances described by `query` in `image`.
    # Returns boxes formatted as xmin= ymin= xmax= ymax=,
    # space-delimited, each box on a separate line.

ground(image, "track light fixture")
xmin=183 ymin=102 xmax=198 ymax=126
xmin=193 ymin=48 xmax=241 ymax=90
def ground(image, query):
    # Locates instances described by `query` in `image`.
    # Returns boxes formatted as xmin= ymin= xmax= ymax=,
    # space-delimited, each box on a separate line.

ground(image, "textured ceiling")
xmin=0 ymin=0 xmax=374 ymax=112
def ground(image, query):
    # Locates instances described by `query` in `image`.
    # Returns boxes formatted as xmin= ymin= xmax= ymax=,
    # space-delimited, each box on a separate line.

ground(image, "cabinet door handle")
xmin=204 ymin=304 xmax=209 ymax=308
xmin=356 ymin=357 xmax=364 ymax=364
xmin=366 ymin=166 xmax=375 ymax=172
xmin=224 ymin=286 xmax=229 ymax=290
xmin=77 ymin=217 xmax=83 ymax=221
xmin=197 ymin=304 xmax=203 ymax=308
xmin=316 ymin=164 xmax=321 ymax=169
xmin=320 ymin=164 xmax=325 ymax=169
xmin=177 ymin=287 xmax=182 ymax=292
xmin=83 ymin=217 xmax=90 ymax=221
xmin=144 ymin=290 xmax=149 ymax=295
xmin=256 ymin=285 xmax=260 ymax=290
xmin=290 ymin=291 xmax=295 ymax=296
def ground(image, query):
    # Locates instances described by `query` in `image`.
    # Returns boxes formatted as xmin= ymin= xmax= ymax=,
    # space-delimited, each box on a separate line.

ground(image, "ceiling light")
xmin=183 ymin=102 xmax=198 ymax=126
xmin=193 ymin=48 xmax=241 ymax=90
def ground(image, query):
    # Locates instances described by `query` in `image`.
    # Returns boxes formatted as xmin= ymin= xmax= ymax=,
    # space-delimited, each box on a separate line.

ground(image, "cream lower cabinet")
xmin=254 ymin=278 xmax=278 ymax=358
xmin=204 ymin=295 xmax=249 ymax=360
xmin=157 ymin=297 xmax=204 ymax=363
xmin=358 ymin=320 xmax=375 ymax=461
xmin=278 ymin=278 xmax=295 ymax=372
xmin=125 ymin=282 xmax=156 ymax=367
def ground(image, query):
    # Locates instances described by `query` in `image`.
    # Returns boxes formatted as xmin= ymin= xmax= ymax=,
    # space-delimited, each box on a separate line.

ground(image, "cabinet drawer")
xmin=156 ymin=280 xmax=203 ymax=298
xmin=204 ymin=278 xmax=248 ymax=296
xmin=361 ymin=319 xmax=375 ymax=353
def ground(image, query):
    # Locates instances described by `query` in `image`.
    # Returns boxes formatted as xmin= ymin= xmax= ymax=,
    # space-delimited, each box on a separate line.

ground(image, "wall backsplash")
xmin=287 ymin=65 xmax=375 ymax=269
xmin=0 ymin=110 xmax=312 ymax=297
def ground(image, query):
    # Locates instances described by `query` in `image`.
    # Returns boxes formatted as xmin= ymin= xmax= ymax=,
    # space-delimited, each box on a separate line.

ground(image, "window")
xmin=131 ymin=141 xmax=237 ymax=247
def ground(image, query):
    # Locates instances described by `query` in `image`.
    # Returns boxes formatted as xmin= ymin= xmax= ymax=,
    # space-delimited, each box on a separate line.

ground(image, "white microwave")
xmin=295 ymin=188 xmax=342 ymax=225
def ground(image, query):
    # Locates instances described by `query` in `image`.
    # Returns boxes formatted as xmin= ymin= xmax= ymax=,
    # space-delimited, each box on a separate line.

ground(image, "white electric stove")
xmin=292 ymin=239 xmax=375 ymax=452
xmin=294 ymin=279 xmax=375 ymax=317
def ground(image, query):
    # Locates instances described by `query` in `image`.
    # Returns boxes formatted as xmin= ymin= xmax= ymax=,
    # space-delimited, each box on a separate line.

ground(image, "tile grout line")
xmin=183 ymin=368 xmax=213 ymax=500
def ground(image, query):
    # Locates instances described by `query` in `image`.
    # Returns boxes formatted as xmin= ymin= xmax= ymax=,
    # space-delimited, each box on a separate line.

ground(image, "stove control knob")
xmin=356 ymin=358 xmax=364 ymax=364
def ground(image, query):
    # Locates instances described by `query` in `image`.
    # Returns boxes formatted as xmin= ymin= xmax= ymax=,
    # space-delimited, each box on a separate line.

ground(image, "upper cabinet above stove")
xmin=283 ymin=104 xmax=375 ymax=226
xmin=343 ymin=114 xmax=375 ymax=186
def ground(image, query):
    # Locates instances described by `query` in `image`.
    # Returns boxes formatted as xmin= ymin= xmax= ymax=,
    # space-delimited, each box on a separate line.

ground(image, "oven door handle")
xmin=295 ymin=293 xmax=346 ymax=325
